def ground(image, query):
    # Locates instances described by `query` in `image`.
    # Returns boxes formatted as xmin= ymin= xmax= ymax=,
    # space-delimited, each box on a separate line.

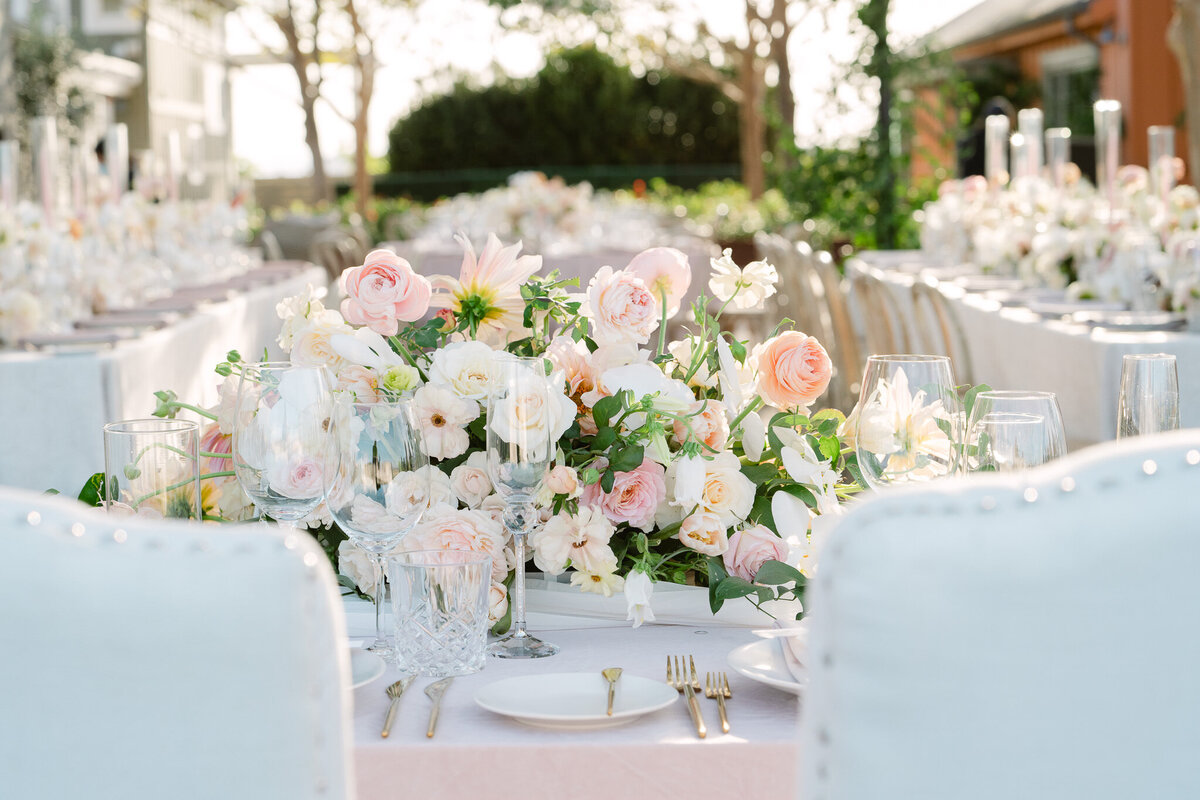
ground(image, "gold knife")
xmin=424 ymin=677 xmax=454 ymax=739
xmin=682 ymin=681 xmax=707 ymax=739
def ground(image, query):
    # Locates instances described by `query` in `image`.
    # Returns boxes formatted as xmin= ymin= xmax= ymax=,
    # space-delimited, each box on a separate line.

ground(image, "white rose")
xmin=449 ymin=452 xmax=493 ymax=509
xmin=489 ymin=365 xmax=575 ymax=462
xmin=666 ymin=451 xmax=754 ymax=528
xmin=488 ymin=580 xmax=509 ymax=625
xmin=428 ymin=341 xmax=500 ymax=400
xmin=290 ymin=310 xmax=352 ymax=371
xmin=337 ymin=539 xmax=381 ymax=598
xmin=386 ymin=464 xmax=455 ymax=514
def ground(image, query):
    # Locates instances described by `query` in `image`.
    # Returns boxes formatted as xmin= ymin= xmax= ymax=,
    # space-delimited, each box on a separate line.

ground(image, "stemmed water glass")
xmin=324 ymin=398 xmax=429 ymax=657
xmin=1117 ymin=353 xmax=1180 ymax=438
xmin=854 ymin=354 xmax=963 ymax=490
xmin=968 ymin=390 xmax=1068 ymax=462
xmin=487 ymin=355 xmax=560 ymax=659
xmin=232 ymin=362 xmax=332 ymax=525
xmin=966 ymin=412 xmax=1050 ymax=473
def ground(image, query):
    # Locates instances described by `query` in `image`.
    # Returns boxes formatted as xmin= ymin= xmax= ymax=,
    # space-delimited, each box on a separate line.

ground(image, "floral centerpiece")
xmin=145 ymin=233 xmax=860 ymax=628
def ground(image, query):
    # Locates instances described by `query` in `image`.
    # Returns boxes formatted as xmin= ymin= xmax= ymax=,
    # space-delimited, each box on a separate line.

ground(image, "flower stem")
xmin=656 ymin=288 xmax=668 ymax=357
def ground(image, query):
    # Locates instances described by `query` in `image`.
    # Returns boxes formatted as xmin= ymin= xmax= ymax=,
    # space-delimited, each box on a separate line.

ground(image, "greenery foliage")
xmin=388 ymin=46 xmax=739 ymax=173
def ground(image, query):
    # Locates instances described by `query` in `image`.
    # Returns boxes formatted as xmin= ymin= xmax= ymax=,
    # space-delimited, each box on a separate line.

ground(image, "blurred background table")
xmin=0 ymin=262 xmax=327 ymax=494
xmin=847 ymin=252 xmax=1200 ymax=447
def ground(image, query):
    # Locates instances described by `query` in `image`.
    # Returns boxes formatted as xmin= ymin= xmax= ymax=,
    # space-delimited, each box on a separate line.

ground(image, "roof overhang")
xmin=66 ymin=51 xmax=144 ymax=98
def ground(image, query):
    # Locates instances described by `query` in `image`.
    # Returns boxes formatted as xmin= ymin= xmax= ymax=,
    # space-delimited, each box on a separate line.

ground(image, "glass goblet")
xmin=486 ymin=355 xmax=560 ymax=659
xmin=968 ymin=390 xmax=1068 ymax=461
xmin=325 ymin=398 xmax=429 ymax=657
xmin=855 ymin=354 xmax=963 ymax=490
xmin=1117 ymin=353 xmax=1180 ymax=438
xmin=966 ymin=412 xmax=1050 ymax=473
xmin=232 ymin=362 xmax=332 ymax=524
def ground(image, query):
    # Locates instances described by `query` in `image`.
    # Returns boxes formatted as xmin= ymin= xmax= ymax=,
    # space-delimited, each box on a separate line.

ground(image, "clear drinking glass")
xmin=388 ymin=550 xmax=492 ymax=677
xmin=855 ymin=354 xmax=963 ymax=490
xmin=487 ymin=355 xmax=560 ymax=658
xmin=1117 ymin=353 xmax=1180 ymax=438
xmin=968 ymin=390 xmax=1068 ymax=462
xmin=103 ymin=419 xmax=200 ymax=519
xmin=232 ymin=363 xmax=332 ymax=523
xmin=966 ymin=412 xmax=1049 ymax=473
xmin=325 ymin=399 xmax=429 ymax=657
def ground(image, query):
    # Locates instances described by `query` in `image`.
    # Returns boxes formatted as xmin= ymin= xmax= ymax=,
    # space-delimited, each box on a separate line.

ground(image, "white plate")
xmin=349 ymin=648 xmax=385 ymax=689
xmin=728 ymin=639 xmax=807 ymax=696
xmin=474 ymin=673 xmax=677 ymax=729
xmin=1069 ymin=309 xmax=1186 ymax=331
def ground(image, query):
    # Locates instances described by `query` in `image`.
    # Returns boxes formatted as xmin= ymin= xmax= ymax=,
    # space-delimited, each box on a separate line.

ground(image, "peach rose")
xmin=546 ymin=464 xmax=580 ymax=497
xmin=673 ymin=399 xmax=729 ymax=451
xmin=580 ymin=457 xmax=666 ymax=532
xmin=340 ymin=249 xmax=432 ymax=336
xmin=406 ymin=505 xmax=507 ymax=583
xmin=625 ymin=247 xmax=692 ymax=318
xmin=678 ymin=511 xmax=729 ymax=556
xmin=335 ymin=365 xmax=381 ymax=403
xmin=723 ymin=524 xmax=789 ymax=581
xmin=585 ymin=266 xmax=659 ymax=346
xmin=753 ymin=331 xmax=832 ymax=410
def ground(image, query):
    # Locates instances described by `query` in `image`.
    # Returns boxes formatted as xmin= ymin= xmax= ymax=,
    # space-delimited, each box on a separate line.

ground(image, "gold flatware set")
xmin=667 ymin=655 xmax=733 ymax=738
xmin=380 ymin=675 xmax=455 ymax=739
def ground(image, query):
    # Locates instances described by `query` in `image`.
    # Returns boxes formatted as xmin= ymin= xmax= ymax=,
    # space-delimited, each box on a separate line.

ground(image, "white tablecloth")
xmin=849 ymin=253 xmax=1200 ymax=447
xmin=0 ymin=263 xmax=328 ymax=493
xmin=344 ymin=599 xmax=800 ymax=800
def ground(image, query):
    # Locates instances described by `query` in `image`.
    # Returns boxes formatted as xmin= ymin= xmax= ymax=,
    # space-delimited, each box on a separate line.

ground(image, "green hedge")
xmin=387 ymin=46 xmax=740 ymax=184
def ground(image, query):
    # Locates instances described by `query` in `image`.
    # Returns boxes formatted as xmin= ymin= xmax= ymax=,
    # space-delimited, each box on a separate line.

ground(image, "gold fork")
xmin=666 ymin=655 xmax=706 ymax=739
xmin=705 ymin=671 xmax=730 ymax=734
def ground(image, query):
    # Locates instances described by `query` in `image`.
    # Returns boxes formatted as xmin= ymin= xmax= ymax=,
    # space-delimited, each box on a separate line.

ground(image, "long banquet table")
xmin=344 ymin=600 xmax=801 ymax=799
xmin=0 ymin=262 xmax=328 ymax=493
xmin=849 ymin=252 xmax=1200 ymax=447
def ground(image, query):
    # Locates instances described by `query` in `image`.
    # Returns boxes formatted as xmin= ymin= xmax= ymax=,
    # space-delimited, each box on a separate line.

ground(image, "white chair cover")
xmin=799 ymin=431 xmax=1200 ymax=799
xmin=0 ymin=488 xmax=355 ymax=800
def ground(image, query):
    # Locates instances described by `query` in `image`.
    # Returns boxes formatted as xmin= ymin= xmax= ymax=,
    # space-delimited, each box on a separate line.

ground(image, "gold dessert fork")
xmin=380 ymin=676 xmax=415 ymax=739
xmin=666 ymin=654 xmax=706 ymax=739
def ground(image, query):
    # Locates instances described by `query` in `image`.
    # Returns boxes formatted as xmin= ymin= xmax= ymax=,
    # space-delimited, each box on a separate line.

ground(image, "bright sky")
xmin=228 ymin=0 xmax=981 ymax=179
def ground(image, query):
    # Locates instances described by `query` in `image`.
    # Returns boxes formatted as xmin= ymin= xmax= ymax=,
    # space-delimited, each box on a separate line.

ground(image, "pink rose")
xmin=580 ymin=457 xmax=666 ymax=532
xmin=723 ymin=524 xmax=789 ymax=581
xmin=673 ymin=398 xmax=729 ymax=451
xmin=624 ymin=247 xmax=692 ymax=318
xmin=753 ymin=331 xmax=832 ymax=410
xmin=678 ymin=511 xmax=729 ymax=556
xmin=340 ymin=249 xmax=432 ymax=336
xmin=585 ymin=266 xmax=659 ymax=346
xmin=267 ymin=456 xmax=324 ymax=500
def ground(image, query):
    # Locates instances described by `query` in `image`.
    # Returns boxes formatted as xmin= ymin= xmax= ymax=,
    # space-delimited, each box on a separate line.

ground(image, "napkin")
xmin=774 ymin=618 xmax=810 ymax=684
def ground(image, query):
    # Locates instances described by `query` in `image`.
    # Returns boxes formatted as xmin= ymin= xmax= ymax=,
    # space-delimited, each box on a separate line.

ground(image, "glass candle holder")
xmin=103 ymin=419 xmax=201 ymax=519
xmin=985 ymin=114 xmax=1010 ymax=189
xmin=1094 ymin=99 xmax=1122 ymax=212
xmin=1017 ymin=107 xmax=1044 ymax=178
xmin=1045 ymin=128 xmax=1071 ymax=191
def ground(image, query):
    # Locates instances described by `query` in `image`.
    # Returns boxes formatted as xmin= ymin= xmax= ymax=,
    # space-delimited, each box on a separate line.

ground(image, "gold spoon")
xmin=602 ymin=667 xmax=623 ymax=716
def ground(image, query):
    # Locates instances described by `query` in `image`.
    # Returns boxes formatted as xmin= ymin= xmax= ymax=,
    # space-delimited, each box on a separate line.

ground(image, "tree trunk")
xmin=346 ymin=0 xmax=374 ymax=218
xmin=770 ymin=1 xmax=795 ymax=162
xmin=1169 ymin=0 xmax=1200 ymax=177
xmin=862 ymin=0 xmax=895 ymax=248
xmin=739 ymin=9 xmax=766 ymax=199
xmin=278 ymin=5 xmax=329 ymax=205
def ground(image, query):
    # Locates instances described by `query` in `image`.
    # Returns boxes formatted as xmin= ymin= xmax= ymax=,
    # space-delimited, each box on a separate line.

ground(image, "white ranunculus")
xmin=624 ymin=569 xmax=656 ymax=628
xmin=428 ymin=340 xmax=500 ymax=400
xmin=449 ymin=452 xmax=493 ymax=509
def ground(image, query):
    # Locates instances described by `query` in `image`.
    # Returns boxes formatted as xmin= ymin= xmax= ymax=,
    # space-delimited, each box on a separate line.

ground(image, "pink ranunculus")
xmin=340 ymin=249 xmax=432 ymax=336
xmin=673 ymin=398 xmax=729 ymax=451
xmin=580 ymin=457 xmax=666 ymax=532
xmin=585 ymin=266 xmax=659 ymax=347
xmin=625 ymin=247 xmax=692 ymax=318
xmin=723 ymin=524 xmax=790 ymax=581
xmin=753 ymin=330 xmax=833 ymax=411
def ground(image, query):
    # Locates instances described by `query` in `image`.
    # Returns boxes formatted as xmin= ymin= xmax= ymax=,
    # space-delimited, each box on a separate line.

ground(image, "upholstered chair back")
xmin=0 ymin=488 xmax=354 ymax=800
xmin=799 ymin=431 xmax=1200 ymax=800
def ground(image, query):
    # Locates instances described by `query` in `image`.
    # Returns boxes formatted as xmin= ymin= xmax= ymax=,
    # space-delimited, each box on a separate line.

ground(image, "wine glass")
xmin=855 ymin=354 xmax=963 ymax=490
xmin=966 ymin=412 xmax=1050 ymax=473
xmin=1117 ymin=353 xmax=1180 ymax=438
xmin=232 ymin=362 xmax=332 ymax=524
xmin=968 ymin=390 xmax=1068 ymax=461
xmin=487 ymin=355 xmax=559 ymax=659
xmin=324 ymin=398 xmax=429 ymax=657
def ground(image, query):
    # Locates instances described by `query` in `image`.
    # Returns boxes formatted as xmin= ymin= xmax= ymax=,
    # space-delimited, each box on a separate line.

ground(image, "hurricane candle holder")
xmin=1148 ymin=125 xmax=1176 ymax=210
xmin=29 ymin=116 xmax=59 ymax=224
xmin=1094 ymin=99 xmax=1122 ymax=216
xmin=1017 ymin=107 xmax=1044 ymax=178
xmin=104 ymin=123 xmax=129 ymax=204
xmin=0 ymin=140 xmax=18 ymax=210
xmin=1045 ymin=128 xmax=1071 ymax=192
xmin=985 ymin=114 xmax=1010 ymax=189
